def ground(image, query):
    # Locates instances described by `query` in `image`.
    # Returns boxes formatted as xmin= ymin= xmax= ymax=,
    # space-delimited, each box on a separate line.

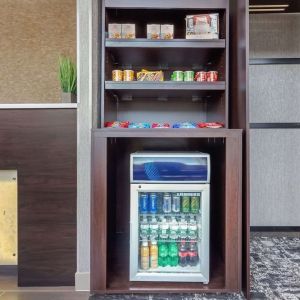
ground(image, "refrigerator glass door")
xmin=130 ymin=184 xmax=209 ymax=283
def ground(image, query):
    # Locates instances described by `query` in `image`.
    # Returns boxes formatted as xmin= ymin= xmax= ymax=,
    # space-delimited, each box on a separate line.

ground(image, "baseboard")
xmin=75 ymin=272 xmax=90 ymax=291
xmin=251 ymin=226 xmax=300 ymax=232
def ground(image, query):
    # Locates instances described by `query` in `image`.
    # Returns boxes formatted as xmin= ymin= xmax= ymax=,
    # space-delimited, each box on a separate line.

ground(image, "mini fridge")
xmin=129 ymin=152 xmax=210 ymax=283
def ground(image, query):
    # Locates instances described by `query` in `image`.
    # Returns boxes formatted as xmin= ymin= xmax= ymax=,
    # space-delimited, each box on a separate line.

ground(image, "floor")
xmin=0 ymin=232 xmax=299 ymax=300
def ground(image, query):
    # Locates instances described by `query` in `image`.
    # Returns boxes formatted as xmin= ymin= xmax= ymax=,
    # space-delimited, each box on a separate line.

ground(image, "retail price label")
xmin=175 ymin=192 xmax=201 ymax=197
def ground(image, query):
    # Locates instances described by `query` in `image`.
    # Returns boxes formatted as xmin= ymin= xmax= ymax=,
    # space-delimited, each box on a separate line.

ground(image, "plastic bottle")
xmin=140 ymin=216 xmax=149 ymax=239
xmin=149 ymin=193 xmax=158 ymax=214
xmin=190 ymin=196 xmax=200 ymax=214
xmin=162 ymin=193 xmax=172 ymax=213
xmin=158 ymin=242 xmax=169 ymax=267
xmin=168 ymin=242 xmax=179 ymax=266
xmin=188 ymin=241 xmax=199 ymax=266
xmin=178 ymin=241 xmax=188 ymax=267
xmin=140 ymin=241 xmax=150 ymax=270
xmin=150 ymin=241 xmax=158 ymax=269
xmin=179 ymin=217 xmax=188 ymax=239
xmin=139 ymin=193 xmax=149 ymax=213
xmin=159 ymin=217 xmax=169 ymax=240
xmin=149 ymin=216 xmax=159 ymax=240
xmin=188 ymin=216 xmax=198 ymax=240
xmin=172 ymin=195 xmax=181 ymax=213
xmin=169 ymin=217 xmax=179 ymax=240
xmin=181 ymin=196 xmax=190 ymax=213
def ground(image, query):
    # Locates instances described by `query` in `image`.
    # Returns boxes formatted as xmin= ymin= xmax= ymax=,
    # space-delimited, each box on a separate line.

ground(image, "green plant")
xmin=59 ymin=56 xmax=77 ymax=94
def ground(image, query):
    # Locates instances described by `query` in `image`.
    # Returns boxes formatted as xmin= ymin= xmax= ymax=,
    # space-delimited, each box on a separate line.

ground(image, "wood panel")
xmin=0 ymin=109 xmax=77 ymax=286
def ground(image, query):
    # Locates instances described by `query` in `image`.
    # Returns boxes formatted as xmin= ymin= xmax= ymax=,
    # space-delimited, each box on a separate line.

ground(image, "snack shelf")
xmin=106 ymin=39 xmax=226 ymax=49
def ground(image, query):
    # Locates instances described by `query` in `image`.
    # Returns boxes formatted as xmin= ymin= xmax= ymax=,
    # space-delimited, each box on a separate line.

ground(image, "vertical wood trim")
xmin=91 ymin=136 xmax=107 ymax=291
xmin=225 ymin=135 xmax=242 ymax=290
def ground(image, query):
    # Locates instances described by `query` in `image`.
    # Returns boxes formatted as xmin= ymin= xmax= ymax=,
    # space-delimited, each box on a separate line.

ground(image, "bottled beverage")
xmin=162 ymin=193 xmax=172 ymax=213
xmin=140 ymin=241 xmax=150 ymax=270
xmin=178 ymin=241 xmax=188 ymax=267
xmin=169 ymin=217 xmax=179 ymax=240
xmin=140 ymin=193 xmax=149 ymax=213
xmin=188 ymin=216 xmax=198 ymax=240
xmin=168 ymin=242 xmax=179 ymax=267
xmin=157 ymin=193 xmax=163 ymax=213
xmin=188 ymin=241 xmax=199 ymax=266
xmin=179 ymin=217 xmax=188 ymax=239
xmin=149 ymin=216 xmax=159 ymax=240
xmin=159 ymin=218 xmax=169 ymax=239
xmin=158 ymin=242 xmax=169 ymax=267
xmin=190 ymin=196 xmax=200 ymax=213
xmin=140 ymin=216 xmax=149 ymax=239
xmin=172 ymin=195 xmax=181 ymax=213
xmin=181 ymin=196 xmax=190 ymax=213
xmin=150 ymin=241 xmax=158 ymax=269
xmin=149 ymin=193 xmax=158 ymax=214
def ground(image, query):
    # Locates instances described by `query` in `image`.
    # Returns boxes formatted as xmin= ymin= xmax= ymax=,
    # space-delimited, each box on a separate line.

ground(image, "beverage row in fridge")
xmin=140 ymin=240 xmax=200 ymax=271
xmin=139 ymin=192 xmax=201 ymax=214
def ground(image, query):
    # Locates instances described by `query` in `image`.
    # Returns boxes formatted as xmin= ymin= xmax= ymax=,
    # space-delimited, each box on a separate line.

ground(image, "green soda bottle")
xmin=168 ymin=242 xmax=178 ymax=267
xmin=190 ymin=196 xmax=200 ymax=213
xmin=158 ymin=243 xmax=169 ymax=267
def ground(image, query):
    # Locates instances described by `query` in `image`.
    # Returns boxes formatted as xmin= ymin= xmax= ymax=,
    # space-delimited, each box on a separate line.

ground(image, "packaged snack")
xmin=137 ymin=69 xmax=164 ymax=81
xmin=147 ymin=24 xmax=161 ymax=39
xmin=129 ymin=122 xmax=151 ymax=129
xmin=184 ymin=71 xmax=195 ymax=82
xmin=172 ymin=122 xmax=197 ymax=129
xmin=104 ymin=121 xmax=129 ymax=128
xmin=122 ymin=24 xmax=136 ymax=39
xmin=123 ymin=70 xmax=135 ymax=81
xmin=161 ymin=24 xmax=174 ymax=39
xmin=152 ymin=123 xmax=170 ymax=128
xmin=186 ymin=14 xmax=219 ymax=39
xmin=112 ymin=70 xmax=123 ymax=81
xmin=108 ymin=24 xmax=122 ymax=39
xmin=171 ymin=71 xmax=184 ymax=81
xmin=195 ymin=71 xmax=207 ymax=82
xmin=197 ymin=122 xmax=224 ymax=129
xmin=206 ymin=71 xmax=218 ymax=82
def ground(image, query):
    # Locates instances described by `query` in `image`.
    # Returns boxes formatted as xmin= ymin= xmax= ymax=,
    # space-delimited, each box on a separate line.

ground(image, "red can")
xmin=195 ymin=71 xmax=207 ymax=82
xmin=206 ymin=71 xmax=218 ymax=82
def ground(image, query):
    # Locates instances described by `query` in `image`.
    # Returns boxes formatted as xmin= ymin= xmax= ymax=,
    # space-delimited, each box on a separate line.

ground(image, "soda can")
xmin=149 ymin=193 xmax=158 ymax=214
xmin=112 ymin=69 xmax=123 ymax=81
xmin=191 ymin=196 xmax=200 ymax=213
xmin=206 ymin=71 xmax=218 ymax=82
xmin=140 ymin=193 xmax=149 ymax=213
xmin=172 ymin=195 xmax=181 ymax=213
xmin=184 ymin=71 xmax=195 ymax=82
xmin=162 ymin=193 xmax=172 ymax=213
xmin=123 ymin=70 xmax=135 ymax=81
xmin=195 ymin=71 xmax=207 ymax=82
xmin=181 ymin=196 xmax=190 ymax=213
xmin=171 ymin=71 xmax=184 ymax=81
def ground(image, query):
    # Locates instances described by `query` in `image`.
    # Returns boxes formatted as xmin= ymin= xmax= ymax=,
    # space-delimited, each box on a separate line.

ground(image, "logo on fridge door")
xmin=175 ymin=192 xmax=201 ymax=197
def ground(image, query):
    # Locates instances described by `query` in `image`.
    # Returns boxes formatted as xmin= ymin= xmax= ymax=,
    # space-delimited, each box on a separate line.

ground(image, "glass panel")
xmin=138 ymin=191 xmax=202 ymax=273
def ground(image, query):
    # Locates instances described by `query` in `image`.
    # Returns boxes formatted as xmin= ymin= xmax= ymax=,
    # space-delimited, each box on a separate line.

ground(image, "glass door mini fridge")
xmin=130 ymin=152 xmax=210 ymax=283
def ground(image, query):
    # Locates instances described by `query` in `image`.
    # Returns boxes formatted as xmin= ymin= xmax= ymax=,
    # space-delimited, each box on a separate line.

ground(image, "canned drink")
xmin=149 ymin=193 xmax=158 ymax=214
xmin=195 ymin=71 xmax=207 ymax=82
xmin=123 ymin=69 xmax=135 ymax=81
xmin=162 ymin=193 xmax=172 ymax=213
xmin=171 ymin=71 xmax=184 ymax=81
xmin=206 ymin=71 xmax=218 ymax=82
xmin=190 ymin=196 xmax=200 ymax=213
xmin=172 ymin=195 xmax=181 ymax=213
xmin=140 ymin=193 xmax=149 ymax=213
xmin=112 ymin=69 xmax=123 ymax=81
xmin=184 ymin=71 xmax=195 ymax=82
xmin=181 ymin=196 xmax=190 ymax=213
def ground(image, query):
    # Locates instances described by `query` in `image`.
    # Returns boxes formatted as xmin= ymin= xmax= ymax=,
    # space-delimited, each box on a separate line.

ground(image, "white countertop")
xmin=0 ymin=103 xmax=78 ymax=109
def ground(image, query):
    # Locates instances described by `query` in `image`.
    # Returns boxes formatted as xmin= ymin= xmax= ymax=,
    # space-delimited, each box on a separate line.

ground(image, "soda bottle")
xmin=162 ymin=193 xmax=172 ymax=213
xmin=157 ymin=193 xmax=163 ymax=213
xmin=178 ymin=241 xmax=188 ymax=267
xmin=140 ymin=216 xmax=149 ymax=239
xmin=140 ymin=241 xmax=150 ymax=270
xmin=179 ymin=217 xmax=188 ymax=239
xmin=150 ymin=240 xmax=158 ymax=269
xmin=188 ymin=216 xmax=198 ymax=240
xmin=168 ymin=242 xmax=178 ymax=267
xmin=188 ymin=241 xmax=199 ymax=266
xmin=149 ymin=193 xmax=158 ymax=214
xmin=158 ymin=242 xmax=169 ymax=267
xmin=159 ymin=218 xmax=169 ymax=239
xmin=149 ymin=216 xmax=159 ymax=240
xmin=169 ymin=217 xmax=179 ymax=240
xmin=181 ymin=196 xmax=190 ymax=213
xmin=172 ymin=194 xmax=181 ymax=213
xmin=190 ymin=196 xmax=200 ymax=214
xmin=139 ymin=193 xmax=149 ymax=213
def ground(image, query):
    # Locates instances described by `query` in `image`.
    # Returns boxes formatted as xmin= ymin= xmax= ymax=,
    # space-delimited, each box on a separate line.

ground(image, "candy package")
xmin=152 ymin=123 xmax=170 ymax=128
xmin=129 ymin=122 xmax=151 ymax=128
xmin=137 ymin=69 xmax=164 ymax=81
xmin=198 ymin=122 xmax=224 ymax=128
xmin=173 ymin=122 xmax=197 ymax=129
xmin=104 ymin=121 xmax=129 ymax=128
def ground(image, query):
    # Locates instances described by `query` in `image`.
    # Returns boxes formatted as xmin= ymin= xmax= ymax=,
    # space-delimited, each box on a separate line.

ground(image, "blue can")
xmin=149 ymin=193 xmax=158 ymax=214
xmin=139 ymin=193 xmax=149 ymax=213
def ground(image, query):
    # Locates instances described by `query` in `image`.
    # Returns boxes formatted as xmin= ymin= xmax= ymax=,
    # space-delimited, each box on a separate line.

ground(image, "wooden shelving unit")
xmin=91 ymin=0 xmax=249 ymax=298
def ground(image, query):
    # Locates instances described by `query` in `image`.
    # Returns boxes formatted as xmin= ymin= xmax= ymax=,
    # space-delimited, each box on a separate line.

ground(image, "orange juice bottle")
xmin=150 ymin=240 xmax=158 ymax=269
xmin=140 ymin=241 xmax=149 ymax=270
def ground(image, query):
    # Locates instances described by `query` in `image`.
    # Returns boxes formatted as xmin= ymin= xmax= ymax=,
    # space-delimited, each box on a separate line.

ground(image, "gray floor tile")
xmin=0 ymin=292 xmax=90 ymax=300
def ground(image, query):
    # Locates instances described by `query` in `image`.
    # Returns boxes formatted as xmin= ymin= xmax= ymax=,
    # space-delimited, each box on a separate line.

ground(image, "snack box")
xmin=108 ymin=23 xmax=122 ymax=39
xmin=186 ymin=14 xmax=219 ymax=39
xmin=161 ymin=24 xmax=174 ymax=39
xmin=147 ymin=24 xmax=161 ymax=39
xmin=122 ymin=24 xmax=136 ymax=39
xmin=137 ymin=69 xmax=164 ymax=81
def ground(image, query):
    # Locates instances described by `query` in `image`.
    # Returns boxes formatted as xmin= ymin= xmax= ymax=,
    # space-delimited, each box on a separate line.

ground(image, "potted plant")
xmin=59 ymin=56 xmax=77 ymax=103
